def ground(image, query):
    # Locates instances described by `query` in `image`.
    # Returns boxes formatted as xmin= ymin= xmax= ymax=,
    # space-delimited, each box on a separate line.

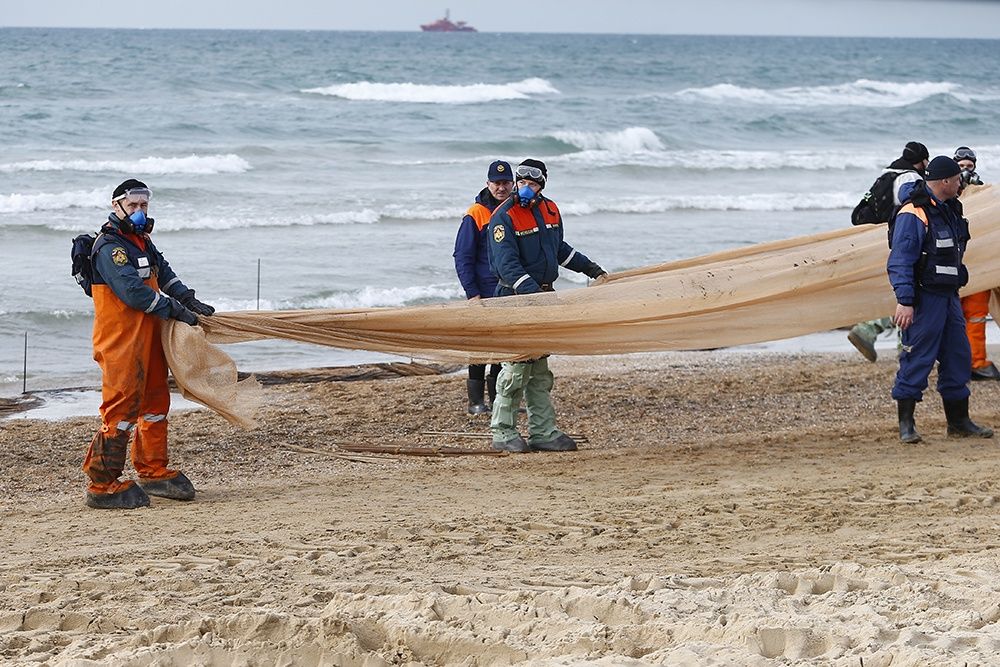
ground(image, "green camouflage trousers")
xmin=490 ymin=358 xmax=562 ymax=445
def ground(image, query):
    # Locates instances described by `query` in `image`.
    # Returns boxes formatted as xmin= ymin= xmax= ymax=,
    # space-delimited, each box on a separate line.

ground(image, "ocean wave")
xmin=551 ymin=127 xmax=665 ymax=153
xmin=156 ymin=210 xmax=383 ymax=231
xmin=560 ymin=192 xmax=859 ymax=215
xmin=674 ymin=79 xmax=961 ymax=108
xmin=555 ymin=147 xmax=887 ymax=171
xmin=0 ymin=188 xmax=106 ymax=214
xmin=301 ymin=77 xmax=559 ymax=104
xmin=0 ymin=154 xmax=251 ymax=175
xmin=305 ymin=284 xmax=463 ymax=309
xmin=209 ymin=284 xmax=463 ymax=312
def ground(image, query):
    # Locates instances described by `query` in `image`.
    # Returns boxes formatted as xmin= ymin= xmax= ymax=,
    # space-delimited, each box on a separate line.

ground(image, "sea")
xmin=2 ymin=28 xmax=1000 ymax=400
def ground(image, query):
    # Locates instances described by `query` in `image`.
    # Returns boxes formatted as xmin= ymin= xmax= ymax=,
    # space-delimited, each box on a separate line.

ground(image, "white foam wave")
xmin=301 ymin=77 xmax=559 ymax=104
xmin=369 ymin=145 xmax=894 ymax=172
xmin=307 ymin=284 xmax=463 ymax=310
xmin=0 ymin=154 xmax=251 ymax=175
xmin=0 ymin=188 xmax=106 ymax=214
xmin=561 ymin=192 xmax=859 ymax=216
xmin=156 ymin=210 xmax=382 ymax=231
xmin=675 ymin=79 xmax=960 ymax=108
xmin=557 ymin=147 xmax=887 ymax=171
xmin=552 ymin=127 xmax=665 ymax=153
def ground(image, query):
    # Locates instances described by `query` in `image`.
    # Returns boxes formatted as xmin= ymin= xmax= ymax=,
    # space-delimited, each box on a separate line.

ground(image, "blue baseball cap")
xmin=487 ymin=160 xmax=513 ymax=182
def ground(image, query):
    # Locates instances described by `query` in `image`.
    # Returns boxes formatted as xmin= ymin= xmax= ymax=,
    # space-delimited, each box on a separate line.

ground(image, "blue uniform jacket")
xmin=92 ymin=215 xmax=194 ymax=320
xmin=453 ymin=188 xmax=502 ymax=299
xmin=887 ymin=185 xmax=968 ymax=306
xmin=487 ymin=195 xmax=599 ymax=295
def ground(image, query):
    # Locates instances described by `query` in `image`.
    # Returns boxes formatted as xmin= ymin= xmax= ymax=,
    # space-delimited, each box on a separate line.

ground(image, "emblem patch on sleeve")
xmin=111 ymin=247 xmax=129 ymax=266
xmin=493 ymin=226 xmax=505 ymax=243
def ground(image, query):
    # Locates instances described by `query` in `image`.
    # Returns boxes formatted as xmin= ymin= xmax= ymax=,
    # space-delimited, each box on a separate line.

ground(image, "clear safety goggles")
xmin=113 ymin=187 xmax=152 ymax=204
xmin=954 ymin=148 xmax=977 ymax=161
xmin=515 ymin=165 xmax=544 ymax=181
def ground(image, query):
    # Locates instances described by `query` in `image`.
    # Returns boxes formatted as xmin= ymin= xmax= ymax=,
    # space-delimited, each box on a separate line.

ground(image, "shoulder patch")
xmin=493 ymin=225 xmax=505 ymax=243
xmin=111 ymin=246 xmax=129 ymax=266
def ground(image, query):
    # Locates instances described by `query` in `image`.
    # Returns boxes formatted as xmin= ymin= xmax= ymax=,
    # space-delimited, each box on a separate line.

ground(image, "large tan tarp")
xmin=167 ymin=184 xmax=1000 ymax=427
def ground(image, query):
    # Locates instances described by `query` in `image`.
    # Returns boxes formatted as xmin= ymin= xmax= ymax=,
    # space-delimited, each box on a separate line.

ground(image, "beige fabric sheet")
xmin=165 ymin=184 xmax=1000 ymax=427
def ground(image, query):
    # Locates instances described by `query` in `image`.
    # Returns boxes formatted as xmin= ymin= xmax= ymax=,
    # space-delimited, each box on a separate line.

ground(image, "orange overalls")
xmin=962 ymin=290 xmax=992 ymax=370
xmin=83 ymin=233 xmax=179 ymax=495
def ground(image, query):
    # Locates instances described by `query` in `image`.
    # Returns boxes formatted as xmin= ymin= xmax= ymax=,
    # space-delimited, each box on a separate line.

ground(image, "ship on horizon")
xmin=420 ymin=9 xmax=477 ymax=32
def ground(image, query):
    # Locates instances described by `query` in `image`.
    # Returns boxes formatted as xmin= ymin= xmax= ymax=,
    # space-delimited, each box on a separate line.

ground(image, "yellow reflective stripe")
xmin=898 ymin=203 xmax=929 ymax=227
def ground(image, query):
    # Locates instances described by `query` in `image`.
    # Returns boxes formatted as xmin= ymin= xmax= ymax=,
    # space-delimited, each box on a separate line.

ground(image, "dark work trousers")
xmin=892 ymin=290 xmax=972 ymax=402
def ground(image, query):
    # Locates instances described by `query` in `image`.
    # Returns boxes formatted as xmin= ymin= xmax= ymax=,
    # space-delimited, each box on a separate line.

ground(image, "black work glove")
xmin=585 ymin=263 xmax=607 ymax=280
xmin=179 ymin=290 xmax=216 ymax=316
xmin=176 ymin=307 xmax=199 ymax=327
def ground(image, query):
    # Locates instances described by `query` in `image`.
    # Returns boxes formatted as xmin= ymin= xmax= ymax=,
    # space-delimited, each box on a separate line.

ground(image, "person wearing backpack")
xmin=847 ymin=141 xmax=930 ymax=362
xmin=952 ymin=147 xmax=999 ymax=381
xmin=887 ymin=156 xmax=993 ymax=444
xmin=81 ymin=178 xmax=216 ymax=509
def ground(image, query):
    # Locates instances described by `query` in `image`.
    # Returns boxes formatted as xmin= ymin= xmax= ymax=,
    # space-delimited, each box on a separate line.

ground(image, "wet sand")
xmin=2 ymin=351 xmax=1000 ymax=666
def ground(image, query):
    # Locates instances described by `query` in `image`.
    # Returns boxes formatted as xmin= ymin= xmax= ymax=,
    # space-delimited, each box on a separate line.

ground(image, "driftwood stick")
xmin=331 ymin=441 xmax=509 ymax=457
xmin=282 ymin=443 xmax=389 ymax=464
xmin=420 ymin=430 xmax=590 ymax=443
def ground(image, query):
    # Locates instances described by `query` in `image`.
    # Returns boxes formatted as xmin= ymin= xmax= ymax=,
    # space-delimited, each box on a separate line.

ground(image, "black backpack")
xmin=851 ymin=170 xmax=907 ymax=226
xmin=71 ymin=232 xmax=103 ymax=297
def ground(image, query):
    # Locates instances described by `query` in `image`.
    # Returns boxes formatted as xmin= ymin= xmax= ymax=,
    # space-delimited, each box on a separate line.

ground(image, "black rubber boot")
xmin=466 ymin=378 xmax=489 ymax=415
xmin=139 ymin=472 xmax=196 ymax=500
xmin=85 ymin=483 xmax=151 ymax=509
xmin=486 ymin=373 xmax=498 ymax=409
xmin=491 ymin=435 xmax=531 ymax=453
xmin=897 ymin=399 xmax=921 ymax=444
xmin=943 ymin=398 xmax=994 ymax=438
xmin=529 ymin=433 xmax=579 ymax=452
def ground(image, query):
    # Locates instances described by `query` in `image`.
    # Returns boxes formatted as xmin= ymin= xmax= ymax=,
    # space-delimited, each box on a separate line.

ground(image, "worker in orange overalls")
xmin=83 ymin=179 xmax=216 ymax=509
xmin=954 ymin=147 xmax=999 ymax=381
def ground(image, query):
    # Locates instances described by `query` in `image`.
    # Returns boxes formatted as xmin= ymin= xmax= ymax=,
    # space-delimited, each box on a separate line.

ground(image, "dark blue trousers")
xmin=892 ymin=290 xmax=972 ymax=402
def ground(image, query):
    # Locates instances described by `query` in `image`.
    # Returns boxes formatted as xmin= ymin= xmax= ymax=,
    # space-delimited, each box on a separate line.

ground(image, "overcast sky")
xmin=4 ymin=0 xmax=1000 ymax=38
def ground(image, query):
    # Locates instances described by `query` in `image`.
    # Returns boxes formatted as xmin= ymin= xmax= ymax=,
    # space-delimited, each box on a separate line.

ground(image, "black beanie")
xmin=518 ymin=158 xmax=547 ymax=186
xmin=901 ymin=141 xmax=929 ymax=164
xmin=924 ymin=155 xmax=962 ymax=181
xmin=113 ymin=178 xmax=148 ymax=199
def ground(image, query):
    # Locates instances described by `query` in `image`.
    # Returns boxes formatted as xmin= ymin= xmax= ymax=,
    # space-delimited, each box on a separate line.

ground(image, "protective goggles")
xmin=515 ymin=165 xmax=545 ymax=181
xmin=954 ymin=148 xmax=977 ymax=161
xmin=113 ymin=187 xmax=152 ymax=204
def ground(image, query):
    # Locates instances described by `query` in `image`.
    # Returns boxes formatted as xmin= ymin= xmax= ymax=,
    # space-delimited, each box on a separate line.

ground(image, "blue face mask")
xmin=128 ymin=209 xmax=148 ymax=233
xmin=517 ymin=185 xmax=536 ymax=207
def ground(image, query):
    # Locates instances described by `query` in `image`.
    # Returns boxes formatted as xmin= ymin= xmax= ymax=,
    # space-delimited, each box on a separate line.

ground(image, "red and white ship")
xmin=420 ymin=9 xmax=477 ymax=32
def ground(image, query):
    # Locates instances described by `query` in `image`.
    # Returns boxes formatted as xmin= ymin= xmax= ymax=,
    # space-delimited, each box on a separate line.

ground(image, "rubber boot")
xmin=466 ymin=378 xmax=489 ymax=415
xmin=897 ymin=399 xmax=921 ymax=444
xmin=486 ymin=373 xmax=498 ymax=409
xmin=85 ymin=482 xmax=151 ymax=509
xmin=139 ymin=471 xmax=196 ymax=500
xmin=943 ymin=398 xmax=994 ymax=438
xmin=848 ymin=321 xmax=879 ymax=363
xmin=970 ymin=362 xmax=1000 ymax=381
xmin=529 ymin=433 xmax=578 ymax=452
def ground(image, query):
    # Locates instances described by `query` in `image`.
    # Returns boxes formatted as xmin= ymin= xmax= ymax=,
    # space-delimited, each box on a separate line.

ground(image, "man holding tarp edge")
xmin=887 ymin=156 xmax=993 ymax=444
xmin=486 ymin=158 xmax=607 ymax=454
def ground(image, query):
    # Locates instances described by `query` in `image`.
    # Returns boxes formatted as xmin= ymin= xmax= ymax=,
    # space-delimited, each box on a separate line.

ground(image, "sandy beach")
xmin=3 ymin=350 xmax=1000 ymax=666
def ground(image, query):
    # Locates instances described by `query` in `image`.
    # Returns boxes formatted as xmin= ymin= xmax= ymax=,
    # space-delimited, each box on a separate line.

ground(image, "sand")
xmin=2 ymin=350 xmax=1000 ymax=666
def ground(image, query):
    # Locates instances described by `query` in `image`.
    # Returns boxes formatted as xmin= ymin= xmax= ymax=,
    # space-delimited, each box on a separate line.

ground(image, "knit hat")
xmin=924 ymin=155 xmax=962 ymax=181
xmin=516 ymin=158 xmax=547 ymax=187
xmin=113 ymin=178 xmax=148 ymax=199
xmin=953 ymin=146 xmax=977 ymax=164
xmin=486 ymin=160 xmax=512 ymax=182
xmin=901 ymin=141 xmax=929 ymax=164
